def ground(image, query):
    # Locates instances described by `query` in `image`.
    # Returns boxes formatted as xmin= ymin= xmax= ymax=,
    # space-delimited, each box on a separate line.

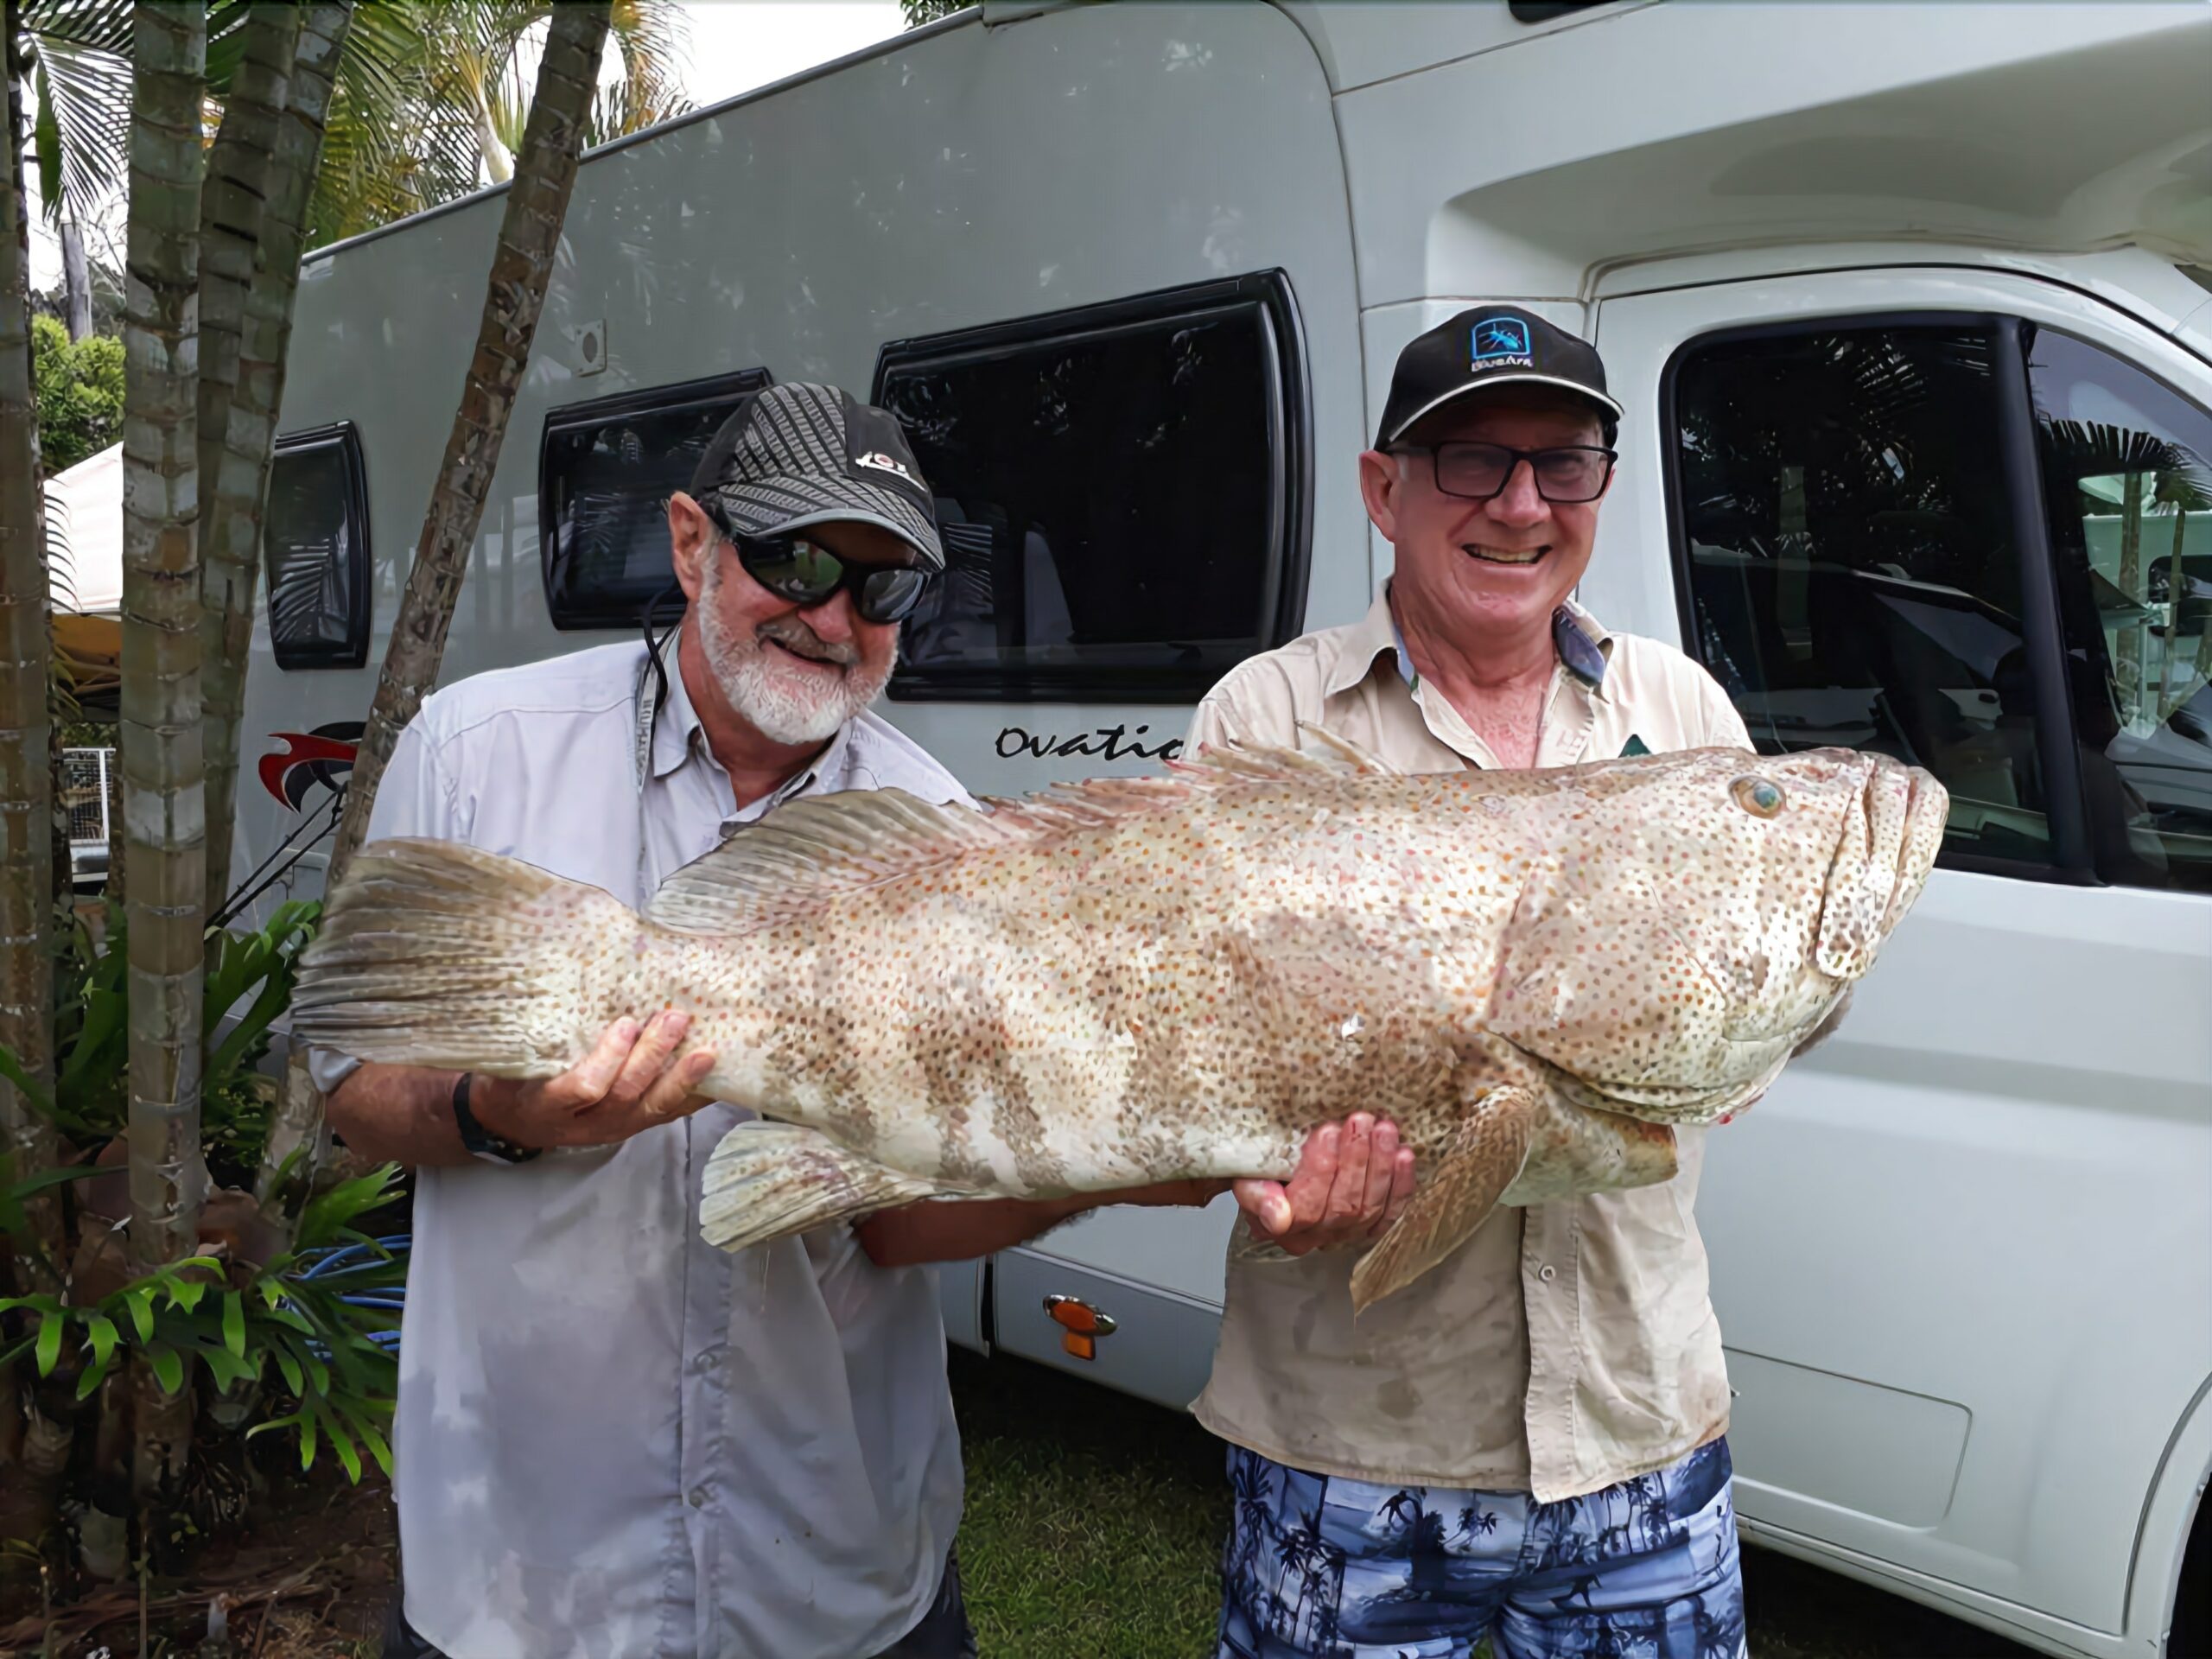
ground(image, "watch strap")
xmin=453 ymin=1071 xmax=540 ymax=1165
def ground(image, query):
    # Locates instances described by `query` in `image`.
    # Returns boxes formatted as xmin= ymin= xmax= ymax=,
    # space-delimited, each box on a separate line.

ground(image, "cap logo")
xmin=855 ymin=450 xmax=918 ymax=486
xmin=1471 ymin=315 xmax=1534 ymax=369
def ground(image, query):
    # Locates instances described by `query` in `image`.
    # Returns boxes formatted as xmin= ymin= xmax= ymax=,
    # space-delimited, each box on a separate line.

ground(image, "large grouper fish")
xmin=290 ymin=735 xmax=1946 ymax=1312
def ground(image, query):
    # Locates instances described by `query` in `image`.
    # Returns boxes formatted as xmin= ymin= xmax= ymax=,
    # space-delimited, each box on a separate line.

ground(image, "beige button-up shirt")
xmin=1186 ymin=586 xmax=1754 ymax=1503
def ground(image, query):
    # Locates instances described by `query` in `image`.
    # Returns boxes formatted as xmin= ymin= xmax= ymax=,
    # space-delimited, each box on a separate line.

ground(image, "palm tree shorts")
xmin=1217 ymin=1436 xmax=1746 ymax=1659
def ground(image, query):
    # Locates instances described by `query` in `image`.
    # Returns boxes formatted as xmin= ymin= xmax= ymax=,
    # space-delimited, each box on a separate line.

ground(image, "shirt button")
xmin=1538 ymin=1264 xmax=1557 ymax=1283
xmin=688 ymin=1486 xmax=709 ymax=1509
xmin=691 ymin=1351 xmax=715 ymax=1376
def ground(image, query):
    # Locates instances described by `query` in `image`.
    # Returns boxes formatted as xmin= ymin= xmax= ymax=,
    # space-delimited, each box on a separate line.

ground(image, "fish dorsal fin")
xmin=647 ymin=788 xmax=1004 ymax=933
xmin=1165 ymin=728 xmax=1396 ymax=788
xmin=646 ymin=738 xmax=1397 ymax=936
xmin=1294 ymin=721 xmax=1397 ymax=775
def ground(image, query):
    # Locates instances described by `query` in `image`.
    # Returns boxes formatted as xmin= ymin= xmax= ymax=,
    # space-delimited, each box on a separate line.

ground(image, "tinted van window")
xmin=1672 ymin=325 xmax=2056 ymax=868
xmin=2028 ymin=327 xmax=2212 ymax=892
xmin=265 ymin=423 xmax=371 ymax=670
xmin=874 ymin=273 xmax=1309 ymax=702
xmin=540 ymin=369 xmax=772 ymax=630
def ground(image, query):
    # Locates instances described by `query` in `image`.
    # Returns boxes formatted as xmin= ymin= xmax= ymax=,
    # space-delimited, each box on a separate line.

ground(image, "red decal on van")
xmin=260 ymin=728 xmax=362 ymax=810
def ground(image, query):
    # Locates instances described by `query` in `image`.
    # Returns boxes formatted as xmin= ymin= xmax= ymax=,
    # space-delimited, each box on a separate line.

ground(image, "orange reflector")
xmin=1047 ymin=1300 xmax=1102 ymax=1335
xmin=1043 ymin=1294 xmax=1116 ymax=1362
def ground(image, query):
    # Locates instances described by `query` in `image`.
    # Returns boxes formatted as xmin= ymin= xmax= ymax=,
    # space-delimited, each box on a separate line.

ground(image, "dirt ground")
xmin=0 ymin=1465 xmax=395 ymax=1659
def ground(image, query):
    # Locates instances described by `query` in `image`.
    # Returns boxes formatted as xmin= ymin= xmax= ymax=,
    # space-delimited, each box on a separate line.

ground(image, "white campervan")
xmin=234 ymin=4 xmax=2212 ymax=1654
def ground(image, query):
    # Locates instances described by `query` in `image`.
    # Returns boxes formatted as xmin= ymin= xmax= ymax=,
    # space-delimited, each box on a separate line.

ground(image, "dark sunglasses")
xmin=1394 ymin=441 xmax=1618 ymax=504
xmin=724 ymin=529 xmax=934 ymax=625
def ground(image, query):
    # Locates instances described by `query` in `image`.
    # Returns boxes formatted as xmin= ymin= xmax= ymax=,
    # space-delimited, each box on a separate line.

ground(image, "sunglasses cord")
xmin=639 ymin=577 xmax=686 ymax=749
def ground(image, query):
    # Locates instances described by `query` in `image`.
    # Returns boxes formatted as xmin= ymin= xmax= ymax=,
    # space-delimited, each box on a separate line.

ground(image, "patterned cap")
xmin=689 ymin=383 xmax=944 ymax=569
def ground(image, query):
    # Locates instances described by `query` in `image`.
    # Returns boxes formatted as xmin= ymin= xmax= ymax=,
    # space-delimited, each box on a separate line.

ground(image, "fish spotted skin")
xmin=291 ymin=738 xmax=1946 ymax=1306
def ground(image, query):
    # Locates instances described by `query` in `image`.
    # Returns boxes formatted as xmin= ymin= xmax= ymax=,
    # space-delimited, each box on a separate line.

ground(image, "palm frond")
xmin=2042 ymin=419 xmax=2212 ymax=502
xmin=607 ymin=0 xmax=691 ymax=126
xmin=199 ymin=0 xmax=258 ymax=94
xmin=41 ymin=490 xmax=76 ymax=611
xmin=25 ymin=33 xmax=128 ymax=227
xmin=18 ymin=0 xmax=131 ymax=54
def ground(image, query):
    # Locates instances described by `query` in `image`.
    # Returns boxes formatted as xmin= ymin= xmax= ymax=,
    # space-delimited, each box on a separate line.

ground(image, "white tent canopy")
xmin=44 ymin=441 xmax=124 ymax=616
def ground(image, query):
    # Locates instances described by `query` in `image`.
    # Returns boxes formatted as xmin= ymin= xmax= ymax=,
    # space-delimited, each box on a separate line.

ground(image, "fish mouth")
xmin=1813 ymin=753 xmax=1948 ymax=981
xmin=1462 ymin=543 xmax=1549 ymax=568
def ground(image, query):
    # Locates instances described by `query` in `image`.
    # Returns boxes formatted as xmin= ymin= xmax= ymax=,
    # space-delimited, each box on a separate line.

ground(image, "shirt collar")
xmin=1334 ymin=582 xmax=1615 ymax=701
xmin=650 ymin=642 xmax=707 ymax=780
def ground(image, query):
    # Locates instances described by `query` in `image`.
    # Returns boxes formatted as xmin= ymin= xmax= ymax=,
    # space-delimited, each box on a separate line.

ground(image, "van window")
xmin=1669 ymin=319 xmax=2212 ymax=893
xmin=872 ymin=272 xmax=1310 ymax=702
xmin=1670 ymin=324 xmax=2057 ymax=870
xmin=2026 ymin=327 xmax=2212 ymax=892
xmin=539 ymin=368 xmax=772 ymax=630
xmin=265 ymin=423 xmax=371 ymax=670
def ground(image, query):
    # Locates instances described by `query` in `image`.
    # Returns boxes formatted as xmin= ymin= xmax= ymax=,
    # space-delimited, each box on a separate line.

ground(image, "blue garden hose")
xmin=290 ymin=1233 xmax=410 ymax=1360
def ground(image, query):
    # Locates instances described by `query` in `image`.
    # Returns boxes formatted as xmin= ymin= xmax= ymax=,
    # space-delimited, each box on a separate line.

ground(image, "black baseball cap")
xmin=1374 ymin=306 xmax=1624 ymax=448
xmin=690 ymin=383 xmax=944 ymax=569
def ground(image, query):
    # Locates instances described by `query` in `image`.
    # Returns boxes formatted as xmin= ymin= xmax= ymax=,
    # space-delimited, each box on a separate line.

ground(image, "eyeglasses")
xmin=725 ymin=530 xmax=934 ymax=625
xmin=1393 ymin=442 xmax=1618 ymax=504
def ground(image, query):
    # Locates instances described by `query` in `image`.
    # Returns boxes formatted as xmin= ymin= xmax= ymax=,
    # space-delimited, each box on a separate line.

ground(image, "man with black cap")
xmin=318 ymin=383 xmax=1221 ymax=1659
xmin=1189 ymin=313 xmax=1754 ymax=1657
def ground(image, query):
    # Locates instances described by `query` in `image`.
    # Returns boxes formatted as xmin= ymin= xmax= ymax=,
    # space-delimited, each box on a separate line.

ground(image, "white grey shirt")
xmin=313 ymin=640 xmax=968 ymax=1659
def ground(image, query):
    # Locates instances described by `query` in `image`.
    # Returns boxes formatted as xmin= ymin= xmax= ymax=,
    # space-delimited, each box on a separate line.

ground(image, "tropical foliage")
xmin=27 ymin=310 xmax=119 ymax=473
xmin=15 ymin=0 xmax=690 ymax=256
xmin=3 ymin=0 xmax=636 ymax=1620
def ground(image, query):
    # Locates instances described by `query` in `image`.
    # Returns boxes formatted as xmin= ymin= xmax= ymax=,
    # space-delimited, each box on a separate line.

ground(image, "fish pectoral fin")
xmin=1226 ymin=1215 xmax=1299 ymax=1265
xmin=700 ymin=1122 xmax=953 ymax=1254
xmin=1349 ymin=1086 xmax=1536 ymax=1316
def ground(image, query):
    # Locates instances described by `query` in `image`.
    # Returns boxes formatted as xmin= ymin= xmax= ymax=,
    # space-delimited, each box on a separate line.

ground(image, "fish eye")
xmin=1731 ymin=776 xmax=1786 ymax=818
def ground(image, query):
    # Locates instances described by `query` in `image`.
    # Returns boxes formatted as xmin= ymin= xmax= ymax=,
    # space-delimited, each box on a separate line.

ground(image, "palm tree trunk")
xmin=2158 ymin=504 xmax=2192 ymax=722
xmin=260 ymin=2 xmax=610 ymax=1217
xmin=331 ymin=0 xmax=610 ymax=890
xmin=207 ymin=3 xmax=353 ymax=931
xmin=2117 ymin=472 xmax=2145 ymax=729
xmin=60 ymin=218 xmax=91 ymax=340
xmin=196 ymin=4 xmax=302 ymax=911
xmin=122 ymin=0 xmax=207 ymax=1505
xmin=0 ymin=0 xmax=63 ymax=1293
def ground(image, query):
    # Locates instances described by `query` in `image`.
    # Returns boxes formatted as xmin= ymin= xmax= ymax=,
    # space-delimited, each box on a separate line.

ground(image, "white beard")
xmin=697 ymin=555 xmax=896 ymax=746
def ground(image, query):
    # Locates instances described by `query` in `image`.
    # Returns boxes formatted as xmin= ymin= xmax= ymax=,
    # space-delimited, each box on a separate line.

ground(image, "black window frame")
xmin=869 ymin=269 xmax=1313 ymax=705
xmin=266 ymin=420 xmax=372 ymax=671
xmin=1657 ymin=311 xmax=2100 ymax=886
xmin=1508 ymin=2 xmax=1611 ymax=21
xmin=537 ymin=366 xmax=773 ymax=632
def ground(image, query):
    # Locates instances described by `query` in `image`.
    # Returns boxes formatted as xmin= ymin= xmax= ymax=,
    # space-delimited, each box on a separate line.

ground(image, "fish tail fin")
xmin=1350 ymin=1085 xmax=1536 ymax=1316
xmin=290 ymin=837 xmax=626 ymax=1078
xmin=701 ymin=1122 xmax=964 ymax=1253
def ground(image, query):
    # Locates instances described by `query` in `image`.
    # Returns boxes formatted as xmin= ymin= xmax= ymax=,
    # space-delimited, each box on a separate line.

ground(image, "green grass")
xmin=950 ymin=1347 xmax=1228 ymax=1656
xmin=949 ymin=1347 xmax=2037 ymax=1659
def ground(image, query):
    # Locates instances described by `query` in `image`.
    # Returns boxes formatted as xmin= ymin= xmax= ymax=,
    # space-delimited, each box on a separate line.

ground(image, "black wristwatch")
xmin=453 ymin=1072 xmax=540 ymax=1166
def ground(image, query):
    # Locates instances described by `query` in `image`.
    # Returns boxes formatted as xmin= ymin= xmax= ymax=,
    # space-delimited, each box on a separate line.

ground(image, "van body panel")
xmin=244 ymin=0 xmax=1363 ymax=892
xmin=1593 ymin=263 xmax=2212 ymax=1636
xmin=1326 ymin=2 xmax=2211 ymax=309
xmin=2124 ymin=1377 xmax=2212 ymax=1659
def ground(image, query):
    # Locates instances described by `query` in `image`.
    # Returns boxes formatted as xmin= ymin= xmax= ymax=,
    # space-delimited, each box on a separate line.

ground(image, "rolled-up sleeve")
xmin=305 ymin=717 xmax=461 ymax=1094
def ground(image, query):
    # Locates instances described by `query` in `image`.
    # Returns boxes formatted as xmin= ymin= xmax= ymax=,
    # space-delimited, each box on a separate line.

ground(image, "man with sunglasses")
xmin=1188 ymin=310 xmax=1756 ymax=1659
xmin=319 ymin=384 xmax=1222 ymax=1659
